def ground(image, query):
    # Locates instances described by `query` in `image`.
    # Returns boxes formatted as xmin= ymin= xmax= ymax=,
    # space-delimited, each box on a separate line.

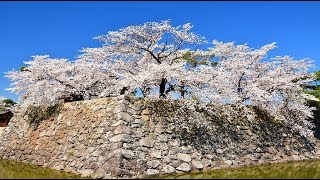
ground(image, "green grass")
xmin=0 ymin=159 xmax=83 ymax=179
xmin=153 ymin=159 xmax=320 ymax=179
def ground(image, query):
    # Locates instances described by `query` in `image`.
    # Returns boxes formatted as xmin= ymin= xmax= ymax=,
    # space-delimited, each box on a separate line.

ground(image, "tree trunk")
xmin=180 ymin=83 xmax=185 ymax=98
xmin=237 ymin=72 xmax=245 ymax=93
xmin=159 ymin=78 xmax=166 ymax=98
xmin=180 ymin=86 xmax=185 ymax=98
xmin=64 ymin=94 xmax=84 ymax=103
xmin=143 ymin=87 xmax=150 ymax=98
xmin=120 ymin=87 xmax=128 ymax=95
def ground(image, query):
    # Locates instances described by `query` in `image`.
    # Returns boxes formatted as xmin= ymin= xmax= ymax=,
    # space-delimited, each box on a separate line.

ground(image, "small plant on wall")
xmin=25 ymin=104 xmax=62 ymax=130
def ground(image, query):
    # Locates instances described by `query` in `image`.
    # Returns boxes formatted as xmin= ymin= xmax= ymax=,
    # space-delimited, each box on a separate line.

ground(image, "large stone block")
xmin=109 ymin=134 xmax=129 ymax=142
xmin=177 ymin=153 xmax=191 ymax=162
xmin=147 ymin=160 xmax=161 ymax=168
xmin=139 ymin=137 xmax=154 ymax=148
xmin=176 ymin=163 xmax=191 ymax=172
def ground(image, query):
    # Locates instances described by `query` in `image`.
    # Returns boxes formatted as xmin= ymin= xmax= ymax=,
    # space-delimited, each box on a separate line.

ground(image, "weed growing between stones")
xmin=25 ymin=104 xmax=62 ymax=130
xmin=67 ymin=151 xmax=75 ymax=158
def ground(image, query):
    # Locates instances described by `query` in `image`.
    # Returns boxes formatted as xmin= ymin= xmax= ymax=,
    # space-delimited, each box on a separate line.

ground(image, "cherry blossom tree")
xmin=5 ymin=20 xmax=318 ymax=137
xmin=188 ymin=40 xmax=316 ymax=137
xmin=5 ymin=55 xmax=116 ymax=107
xmin=6 ymin=55 xmax=75 ymax=106
xmin=79 ymin=20 xmax=208 ymax=98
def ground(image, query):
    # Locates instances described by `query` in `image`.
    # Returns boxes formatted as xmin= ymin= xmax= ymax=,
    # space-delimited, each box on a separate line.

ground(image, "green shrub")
xmin=2 ymin=99 xmax=16 ymax=107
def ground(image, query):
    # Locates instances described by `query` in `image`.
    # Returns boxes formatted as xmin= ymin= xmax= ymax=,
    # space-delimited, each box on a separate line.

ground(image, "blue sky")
xmin=0 ymin=1 xmax=319 ymax=101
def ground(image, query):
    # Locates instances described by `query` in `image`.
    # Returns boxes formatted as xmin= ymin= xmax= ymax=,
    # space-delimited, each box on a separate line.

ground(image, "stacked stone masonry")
xmin=0 ymin=95 xmax=319 ymax=178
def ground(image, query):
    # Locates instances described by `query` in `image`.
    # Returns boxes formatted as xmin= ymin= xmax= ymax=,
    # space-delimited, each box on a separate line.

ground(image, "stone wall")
xmin=0 ymin=95 xmax=319 ymax=178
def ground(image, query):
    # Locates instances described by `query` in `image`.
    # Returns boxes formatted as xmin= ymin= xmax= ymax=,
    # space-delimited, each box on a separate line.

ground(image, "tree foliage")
xmin=0 ymin=96 xmax=16 ymax=111
xmin=301 ymin=70 xmax=320 ymax=138
xmin=5 ymin=20 xmax=317 ymax=137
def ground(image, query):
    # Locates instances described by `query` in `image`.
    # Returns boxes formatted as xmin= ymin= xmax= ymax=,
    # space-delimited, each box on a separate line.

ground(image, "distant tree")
xmin=302 ymin=70 xmax=320 ymax=138
xmin=0 ymin=97 xmax=16 ymax=110
xmin=2 ymin=99 xmax=16 ymax=107
xmin=19 ymin=66 xmax=29 ymax=72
